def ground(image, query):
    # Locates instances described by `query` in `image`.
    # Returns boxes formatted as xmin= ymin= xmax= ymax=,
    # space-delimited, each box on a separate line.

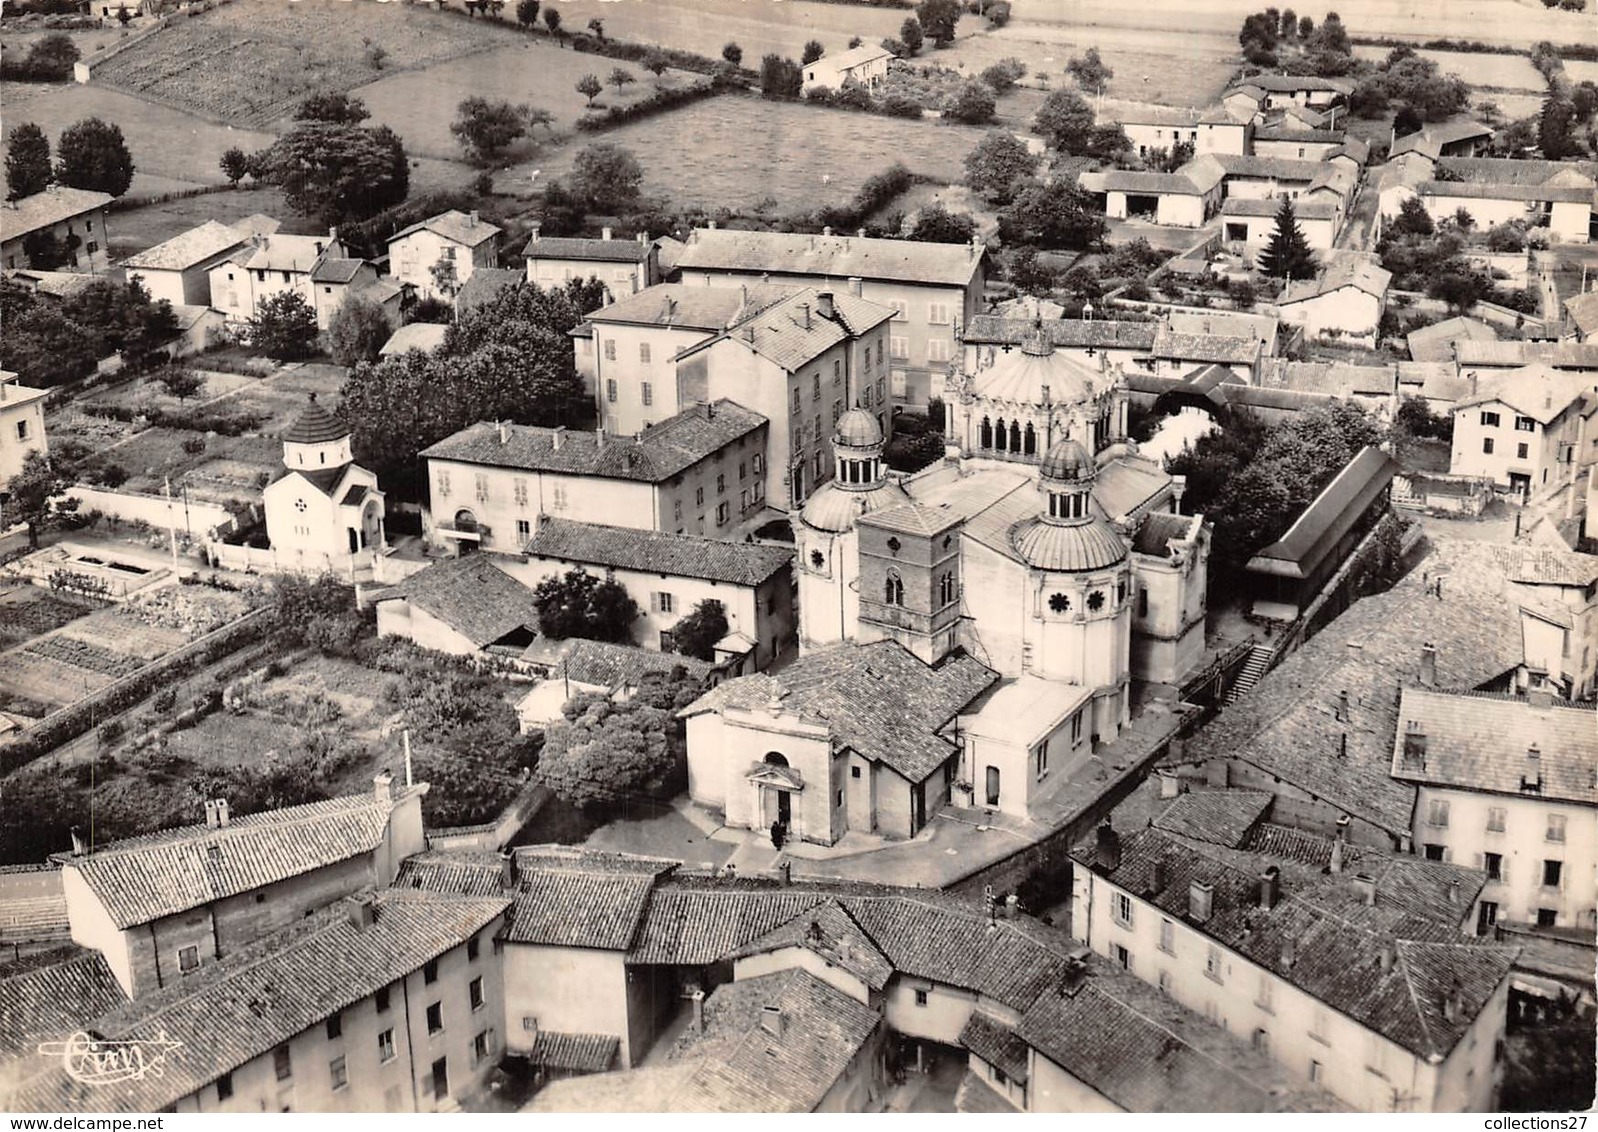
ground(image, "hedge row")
xmin=79 ymin=401 xmax=265 ymax=437
xmin=0 ymin=59 xmax=72 ymax=81
xmin=566 ymin=32 xmax=737 ymax=79
xmin=1349 ymin=35 xmax=1598 ymax=63
xmin=813 ymin=163 xmax=916 ymax=233
xmin=0 ymin=608 xmax=271 ymax=774
xmin=576 ymin=80 xmax=727 ymax=132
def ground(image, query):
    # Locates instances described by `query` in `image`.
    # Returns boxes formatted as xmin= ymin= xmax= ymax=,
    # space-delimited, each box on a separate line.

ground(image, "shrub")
xmin=97 ymin=719 xmax=124 ymax=747
xmin=181 ymin=436 xmax=206 ymax=455
xmin=980 ymin=57 xmax=1027 ymax=93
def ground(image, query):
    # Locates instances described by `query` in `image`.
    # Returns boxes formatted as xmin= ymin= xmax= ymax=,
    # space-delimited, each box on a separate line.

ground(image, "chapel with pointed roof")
xmin=261 ymin=394 xmax=387 ymax=572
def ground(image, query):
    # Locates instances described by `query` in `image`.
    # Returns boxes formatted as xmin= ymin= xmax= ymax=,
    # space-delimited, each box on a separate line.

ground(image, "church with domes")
xmin=796 ymin=320 xmax=1212 ymax=752
xmin=261 ymin=394 xmax=386 ymax=574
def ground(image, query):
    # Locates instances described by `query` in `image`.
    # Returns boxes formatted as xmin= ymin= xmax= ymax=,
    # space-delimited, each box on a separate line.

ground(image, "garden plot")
xmin=0 ymin=585 xmax=103 ymax=653
xmin=92 ymin=0 xmax=520 ymax=129
xmin=96 ymin=427 xmax=280 ymax=498
xmin=213 ymin=364 xmax=346 ymax=437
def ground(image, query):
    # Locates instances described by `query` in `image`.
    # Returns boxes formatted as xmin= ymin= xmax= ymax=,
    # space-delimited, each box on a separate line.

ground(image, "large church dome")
xmin=969 ymin=321 xmax=1105 ymax=407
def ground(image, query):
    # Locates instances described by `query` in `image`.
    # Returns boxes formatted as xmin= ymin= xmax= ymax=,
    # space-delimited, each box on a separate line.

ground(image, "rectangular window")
xmin=469 ymin=976 xmax=484 ymax=1011
xmin=1543 ymin=859 xmax=1563 ymax=888
xmin=606 ymin=378 xmax=618 ymax=403
xmin=473 ymin=1030 xmax=491 ymax=1065
xmin=376 ymin=986 xmax=391 ymax=1013
xmin=329 ymin=1055 xmax=348 ymax=1091
xmin=716 ymin=473 xmax=726 ymax=495
xmin=833 ymin=359 xmax=842 ymax=384
xmin=876 ymin=377 xmax=886 ymax=402
xmin=1484 ymin=852 xmax=1503 ymax=880
xmin=1487 ymin=807 xmax=1506 ymax=833
xmin=1111 ymin=943 xmax=1132 ymax=970
xmin=274 ymin=1045 xmax=292 ymax=1082
xmin=716 ymin=501 xmax=730 ymax=525
xmin=863 ymin=385 xmax=873 ymax=408
xmin=1158 ymin=918 xmax=1174 ymax=954
xmin=431 ymin=1057 xmax=449 ymax=1100
xmin=1538 ymin=908 xmax=1558 ymax=927
xmin=513 ymin=478 xmax=528 ymax=508
xmin=1112 ymin=892 xmax=1134 ymax=928
xmin=1309 ymin=1060 xmax=1324 ymax=1085
xmin=178 ymin=945 xmax=199 ymax=973
xmin=326 ymin=1013 xmax=342 ymax=1041
xmin=890 ymin=336 xmax=909 ymax=360
xmin=1034 ymin=743 xmax=1048 ymax=778
xmin=436 ymin=470 xmax=451 ymax=498
xmin=1515 ymin=416 xmax=1536 ymax=432
xmin=217 ymin=1073 xmax=233 ymax=1102
xmin=890 ymin=299 xmax=907 ymax=321
xmin=876 ymin=339 xmax=884 ymax=366
xmin=1483 ymin=438 xmax=1495 ymax=455
xmin=1310 ymin=1009 xmax=1328 ymax=1044
xmin=652 ymin=592 xmax=675 ymax=614
xmin=1252 ymin=1029 xmax=1270 ymax=1055
xmin=928 ymin=302 xmax=950 ymax=325
xmin=792 ymin=387 xmax=802 ymax=413
xmin=1070 ymin=713 xmax=1083 ymax=744
xmin=378 ymin=1028 xmax=396 ymax=1063
xmin=474 ymin=473 xmax=489 ymax=503
xmin=812 ymin=373 xmax=821 ymax=399
xmin=1205 ymin=945 xmax=1223 ymax=983
xmin=673 ymin=500 xmax=683 ymax=521
xmin=1158 ymin=970 xmax=1172 ymax=994
xmin=1424 ymin=843 xmax=1446 ymax=861
xmin=639 ymin=342 xmax=651 ymax=364
xmin=1426 ymin=799 xmax=1449 ymax=827
xmin=641 ymin=381 xmax=653 ymax=406
xmin=427 ymin=1002 xmax=444 ymax=1034
xmin=1256 ymin=974 xmax=1274 ymax=1012
xmin=753 ymin=454 xmax=764 ymax=475
xmin=424 ymin=960 xmax=439 ymax=985
xmin=604 ymin=340 xmax=617 ymax=361
xmin=515 ymin=518 xmax=531 ymax=543
xmin=851 ymin=765 xmax=861 ymax=779
xmin=1547 ymin=814 xmax=1567 ymax=843
xmin=914 ymin=988 xmax=930 ymax=1006
xmin=928 ymin=338 xmax=951 ymax=363
xmin=696 ymin=486 xmax=705 ymax=506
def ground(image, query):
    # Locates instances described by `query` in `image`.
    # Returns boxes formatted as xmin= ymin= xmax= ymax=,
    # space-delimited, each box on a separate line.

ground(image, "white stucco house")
xmin=387 ymin=210 xmax=501 ymax=303
xmin=802 ymin=43 xmax=893 ymax=94
xmin=1275 ymin=256 xmax=1391 ymax=347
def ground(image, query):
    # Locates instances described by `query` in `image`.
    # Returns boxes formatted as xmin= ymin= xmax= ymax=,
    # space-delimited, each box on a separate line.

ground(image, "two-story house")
xmin=584 ymin=282 xmax=791 ymax=434
xmin=208 ymin=231 xmax=367 ymax=330
xmin=673 ymin=227 xmax=986 ymax=409
xmin=523 ymin=226 xmax=660 ymax=304
xmin=674 ymin=288 xmax=897 ymax=508
xmin=419 ymin=400 xmax=769 ymax=552
xmin=802 ymin=42 xmax=893 ymax=94
xmin=1391 ymin=688 xmax=1596 ymax=934
xmin=121 ymin=220 xmax=252 ymax=308
xmin=388 ymin=210 xmax=501 ymax=303
xmin=1451 ymin=367 xmax=1597 ymax=497
xmin=0 ymin=373 xmax=49 ymax=487
xmin=0 ymin=187 xmax=114 ymax=273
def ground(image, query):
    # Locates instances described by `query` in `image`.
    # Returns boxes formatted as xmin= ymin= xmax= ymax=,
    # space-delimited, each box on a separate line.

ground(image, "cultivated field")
xmin=92 ymin=0 xmax=514 ymax=128
xmin=0 ymin=82 xmax=277 ymax=197
xmin=352 ymin=39 xmax=702 ymax=163
xmin=510 ymin=94 xmax=994 ymax=213
xmin=0 ymin=585 xmax=102 ymax=655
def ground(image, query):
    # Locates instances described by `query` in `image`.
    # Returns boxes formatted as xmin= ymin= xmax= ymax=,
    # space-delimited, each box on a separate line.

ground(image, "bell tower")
xmin=281 ymin=393 xmax=353 ymax=471
xmin=856 ymin=504 xmax=964 ymax=666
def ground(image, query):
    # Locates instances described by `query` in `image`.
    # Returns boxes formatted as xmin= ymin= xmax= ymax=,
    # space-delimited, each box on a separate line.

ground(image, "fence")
xmin=426 ymin=780 xmax=552 ymax=853
xmin=1393 ymin=472 xmax=1492 ymax=516
xmin=70 ymin=484 xmax=236 ymax=541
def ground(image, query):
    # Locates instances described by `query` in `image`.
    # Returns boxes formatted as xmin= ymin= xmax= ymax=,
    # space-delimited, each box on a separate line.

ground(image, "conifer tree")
xmin=1258 ymin=197 xmax=1318 ymax=281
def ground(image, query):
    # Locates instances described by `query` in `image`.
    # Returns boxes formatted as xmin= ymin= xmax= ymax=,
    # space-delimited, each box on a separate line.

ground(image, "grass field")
xmin=1352 ymin=45 xmax=1544 ymax=91
xmin=352 ymin=39 xmax=702 ymax=163
xmin=0 ymin=82 xmax=277 ymax=198
xmin=507 ymin=94 xmax=993 ymax=212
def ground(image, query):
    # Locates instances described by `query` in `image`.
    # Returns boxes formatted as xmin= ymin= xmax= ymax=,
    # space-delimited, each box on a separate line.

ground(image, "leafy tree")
xmin=327 ymin=294 xmax=393 ymax=367
xmin=451 ymin=97 xmax=528 ymax=162
xmin=294 ymin=91 xmax=370 ymax=124
xmin=18 ymin=230 xmax=68 ymax=271
xmin=672 ymin=599 xmax=728 ymax=661
xmin=760 ymin=54 xmax=803 ymax=99
xmin=1032 ymin=89 xmax=1095 ymax=153
xmin=249 ymin=292 xmax=320 ymax=361
xmin=157 ymin=368 xmax=204 ymax=402
xmin=568 ymin=143 xmax=643 ymax=213
xmin=1257 ymin=197 xmax=1318 ymax=281
xmin=587 ymin=16 xmax=604 ymax=40
xmin=1066 ymin=47 xmax=1112 ymax=97
xmin=1427 ymin=267 xmax=1490 ymax=312
xmin=722 ymin=42 xmax=743 ymax=65
xmin=1485 ymin=221 xmax=1527 ymax=253
xmin=537 ymin=692 xmax=675 ymax=810
xmin=1540 ymin=94 xmax=1578 ymax=161
xmin=1307 ymin=11 xmax=1350 ymax=55
xmin=4 ymin=452 xmax=74 ymax=548
xmin=219 ymin=146 xmax=251 ymax=186
xmin=998 ymin=178 xmax=1106 ymax=250
xmin=527 ymin=106 xmax=555 ymax=133
xmin=948 ymin=79 xmax=996 ymax=124
xmin=0 ymin=279 xmax=99 ymax=385
xmin=1279 ymin=7 xmax=1296 ymax=36
xmin=272 ymin=572 xmax=367 ymax=654
xmin=542 ymin=5 xmax=561 ymax=34
xmin=532 ymin=568 xmax=639 ymax=643
xmin=54 ymin=118 xmax=134 ymax=197
xmin=1392 ymin=103 xmax=1423 ymax=138
xmin=265 ymin=122 xmax=408 ymax=226
xmin=515 ymin=0 xmax=538 ymax=25
xmin=1394 ymin=397 xmax=1452 ymax=441
xmin=63 ymin=278 xmax=177 ymax=369
xmin=28 ymin=32 xmax=80 ymax=78
xmin=6 ymin=123 xmax=53 ymax=200
xmin=963 ymin=129 xmax=1041 ymax=204
xmin=1298 ymin=14 xmax=1313 ymax=36
xmin=899 ymin=18 xmax=923 ymax=57
xmin=1389 ymin=195 xmax=1435 ymax=237
xmin=608 ymin=66 xmax=636 ymax=93
xmin=1232 ymin=279 xmax=1257 ymax=309
xmin=801 ymin=39 xmax=825 ymax=66
xmin=910 ymin=202 xmax=977 ymax=243
xmin=980 ymin=57 xmax=1026 ymax=93
xmin=915 ymin=0 xmax=960 ymax=46
xmin=577 ymin=73 xmax=603 ymax=106
xmin=642 ymin=49 xmax=669 ymax=79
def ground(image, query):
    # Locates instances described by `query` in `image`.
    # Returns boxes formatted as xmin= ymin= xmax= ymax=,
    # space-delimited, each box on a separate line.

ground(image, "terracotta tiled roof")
xmin=498 ymin=849 xmax=674 ymax=950
xmin=529 ymin=1031 xmax=620 ymax=1072
xmin=1079 ymin=827 xmax=1517 ymax=1061
xmin=1406 ymin=316 xmax=1497 ymax=364
xmin=677 ymin=228 xmax=984 ymax=288
xmin=281 ymin=395 xmax=350 ymax=444
xmin=377 ymin=322 xmax=448 ymax=355
xmin=1484 ymin=544 xmax=1598 ymax=588
xmin=1391 ymin=689 xmax=1597 ymax=805
xmin=384 ymin=554 xmax=541 ymax=648
xmin=586 ymin=282 xmax=793 ymax=330
xmin=1435 ymin=156 xmax=1597 ymax=188
xmin=682 ymin=641 xmax=997 ymax=783
xmin=555 ymin=638 xmax=713 ymax=689
xmin=395 ymin=850 xmax=506 ymax=897
xmin=1241 ymin=74 xmax=1354 ymax=94
xmin=0 ymin=947 xmax=125 ymax=1060
xmin=310 ymin=257 xmax=366 ymax=284
xmin=1280 ymin=256 xmax=1392 ymax=304
xmin=1220 ymin=196 xmax=1338 ymax=219
xmin=420 ymin=400 xmax=766 ymax=484
xmin=1182 ymin=536 xmax=1530 ymax=835
xmin=1130 ymin=511 xmax=1200 ymax=558
xmin=962 ymin=315 xmax=1157 ymax=350
xmin=521 ymin=235 xmax=653 ymax=263
xmin=1152 ymin=788 xmax=1272 ymax=846
xmin=959 ymin=1011 xmax=1029 ymax=1083
xmin=453 ymin=267 xmax=524 ymax=315
xmin=58 ymin=789 xmax=419 ymax=929
xmin=1421 ymin=179 xmax=1594 ymax=204
xmin=729 ymin=898 xmax=893 ymax=990
xmin=527 ymin=518 xmax=794 ymax=587
xmin=676 ymin=288 xmax=896 ymax=373
xmin=1454 ymin=365 xmax=1595 ymax=423
xmin=1151 ymin=327 xmax=1262 ymax=365
xmin=0 ymin=187 xmax=113 ymax=243
xmin=389 ymin=209 xmax=500 ymax=249
xmin=10 ymin=891 xmax=508 ymax=1113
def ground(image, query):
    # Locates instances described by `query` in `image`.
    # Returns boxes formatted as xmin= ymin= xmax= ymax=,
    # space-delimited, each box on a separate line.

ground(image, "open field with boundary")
xmin=505 ymin=94 xmax=993 ymax=213
xmin=1352 ymin=45 xmax=1545 ymax=90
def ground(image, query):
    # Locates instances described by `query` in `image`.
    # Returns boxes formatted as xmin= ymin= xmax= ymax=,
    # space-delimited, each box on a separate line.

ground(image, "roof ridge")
xmin=86 ymin=791 xmax=397 ymax=858
xmin=1392 ymin=941 xmax=1440 ymax=1058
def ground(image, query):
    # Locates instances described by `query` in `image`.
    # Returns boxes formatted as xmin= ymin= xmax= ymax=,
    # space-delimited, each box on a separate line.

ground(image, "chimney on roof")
xmin=1330 ymin=839 xmax=1346 ymax=876
xmin=1334 ymin=689 xmax=1349 ymax=723
xmin=374 ymin=770 xmax=395 ymax=803
xmin=1158 ymin=770 xmax=1181 ymax=800
xmin=1378 ymin=936 xmax=1397 ymax=972
xmin=707 ymin=220 xmax=716 ymax=230
xmin=70 ymin=826 xmax=87 ymax=857
xmin=1258 ymin=865 xmax=1281 ymax=910
xmin=205 ymin=799 xmax=220 ymax=829
xmin=499 ymin=420 xmax=510 ymax=445
xmin=759 ymin=1004 xmax=787 ymax=1037
xmin=469 ymin=210 xmax=479 ymax=227
xmin=1419 ymin=642 xmax=1437 ymax=688
xmin=216 ymin=799 xmax=230 ymax=828
xmin=1527 ymin=688 xmax=1555 ymax=710
xmin=602 ymin=226 xmax=613 ymax=242
xmin=971 ymin=233 xmax=983 ymax=260
xmin=329 ymin=226 xmax=339 ymax=244
xmin=530 ymin=222 xmax=542 ymax=241
xmin=1208 ymin=760 xmax=1230 ymax=788
xmin=1005 ymin=893 xmax=1019 ymax=919
xmin=596 ymin=427 xmax=606 ymax=449
xmin=1442 ymin=978 xmax=1464 ymax=1024
xmin=816 ymin=291 xmax=835 ymax=321
xmin=500 ymin=851 xmax=519 ymax=892
xmin=1189 ymin=879 xmax=1214 ymax=923
xmin=1150 ymin=859 xmax=1169 ymax=896
xmin=800 ymin=302 xmax=811 ymax=329
xmin=1447 ymin=878 xmax=1461 ymax=906
xmin=984 ymin=883 xmax=997 ymax=923
xmin=706 ymin=400 xmax=715 ymax=419
xmin=347 ymin=893 xmax=377 ymax=930
xmin=1280 ymin=935 xmax=1297 ymax=970
xmin=1522 ymin=744 xmax=1543 ymax=793
xmin=637 ymin=231 xmax=648 ymax=244
xmin=551 ymin=425 xmax=566 ymax=450
xmin=1095 ymin=819 xmax=1122 ymax=871
xmin=847 ymin=276 xmax=863 ymax=296
xmin=1353 ymin=872 xmax=1378 ymax=907
xmin=857 ymin=228 xmax=866 ymax=239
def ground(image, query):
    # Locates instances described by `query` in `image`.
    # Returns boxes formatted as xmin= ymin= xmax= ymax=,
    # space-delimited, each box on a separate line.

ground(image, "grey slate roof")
xmin=1220 ymin=196 xmax=1338 ymax=219
xmin=681 ymin=641 xmax=997 ymax=783
xmin=677 ymin=288 xmax=896 ymax=372
xmin=526 ymin=517 xmax=794 ymax=587
xmin=420 ymin=400 xmax=766 ymax=483
xmin=389 ymin=209 xmax=500 ymax=249
xmin=676 ymin=228 xmax=984 ymax=288
xmin=962 ymin=315 xmax=1157 ymax=351
xmin=454 ymin=267 xmax=525 ymax=315
xmin=1390 ymin=689 xmax=1597 ymax=805
xmin=0 ymin=947 xmax=126 ymax=1060
xmin=1152 ymin=788 xmax=1272 ymax=846
xmin=384 ymin=554 xmax=541 ymax=648
xmin=1406 ymin=316 xmax=1498 ymax=364
xmin=729 ymin=897 xmax=893 ymax=990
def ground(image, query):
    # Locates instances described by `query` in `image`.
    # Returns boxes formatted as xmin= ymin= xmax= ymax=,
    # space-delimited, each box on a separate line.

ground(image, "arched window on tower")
xmin=1023 ymin=422 xmax=1036 ymax=456
xmin=980 ymin=417 xmax=992 ymax=449
xmin=885 ymin=570 xmax=905 ymax=606
xmin=994 ymin=418 xmax=1007 ymax=452
xmin=1009 ymin=420 xmax=1023 ymax=452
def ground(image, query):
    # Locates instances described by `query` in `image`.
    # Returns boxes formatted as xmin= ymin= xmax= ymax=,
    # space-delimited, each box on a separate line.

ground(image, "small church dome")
xmin=1039 ymin=438 xmax=1096 ymax=483
xmin=1011 ymin=515 xmax=1127 ymax=573
xmin=834 ymin=407 xmax=883 ymax=450
xmin=800 ymin=478 xmax=913 ymax=534
xmin=282 ymin=393 xmax=350 ymax=445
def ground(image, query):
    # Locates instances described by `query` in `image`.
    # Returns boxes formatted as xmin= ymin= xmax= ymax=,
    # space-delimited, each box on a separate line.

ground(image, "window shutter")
xmin=649 ymin=593 xmax=659 ymax=613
